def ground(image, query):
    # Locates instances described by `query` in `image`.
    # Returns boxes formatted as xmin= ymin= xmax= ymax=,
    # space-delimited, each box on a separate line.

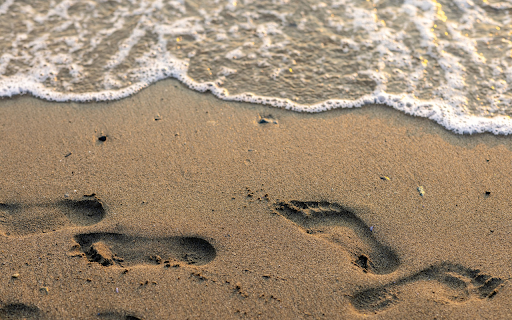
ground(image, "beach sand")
xmin=0 ymin=79 xmax=510 ymax=319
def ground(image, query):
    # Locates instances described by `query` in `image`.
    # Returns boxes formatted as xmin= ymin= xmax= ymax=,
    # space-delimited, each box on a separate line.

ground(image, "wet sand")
xmin=0 ymin=79 xmax=511 ymax=319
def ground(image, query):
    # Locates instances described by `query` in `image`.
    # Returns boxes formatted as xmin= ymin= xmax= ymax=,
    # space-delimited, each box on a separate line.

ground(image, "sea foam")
xmin=1 ymin=0 xmax=512 ymax=134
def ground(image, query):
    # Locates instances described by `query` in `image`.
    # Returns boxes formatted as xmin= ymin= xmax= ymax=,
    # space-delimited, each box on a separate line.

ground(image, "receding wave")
xmin=1 ymin=0 xmax=512 ymax=134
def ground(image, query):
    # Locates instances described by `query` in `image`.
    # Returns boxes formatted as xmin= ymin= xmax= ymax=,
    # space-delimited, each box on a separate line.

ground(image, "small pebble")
xmin=12 ymin=273 xmax=19 ymax=278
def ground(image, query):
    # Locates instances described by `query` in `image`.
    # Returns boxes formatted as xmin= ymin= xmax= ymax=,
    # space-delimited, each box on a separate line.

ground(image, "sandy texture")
xmin=0 ymin=80 xmax=511 ymax=319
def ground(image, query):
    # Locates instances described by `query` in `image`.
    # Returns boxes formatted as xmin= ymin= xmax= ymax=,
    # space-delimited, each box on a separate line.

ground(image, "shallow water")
xmin=1 ymin=0 xmax=512 ymax=134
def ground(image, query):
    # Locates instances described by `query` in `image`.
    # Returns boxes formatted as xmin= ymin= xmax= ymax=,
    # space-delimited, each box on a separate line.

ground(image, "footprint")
xmin=0 ymin=303 xmax=45 ymax=320
xmin=350 ymin=262 xmax=505 ymax=313
xmin=273 ymin=201 xmax=400 ymax=275
xmin=58 ymin=197 xmax=106 ymax=226
xmin=74 ymin=232 xmax=216 ymax=267
xmin=0 ymin=196 xmax=106 ymax=237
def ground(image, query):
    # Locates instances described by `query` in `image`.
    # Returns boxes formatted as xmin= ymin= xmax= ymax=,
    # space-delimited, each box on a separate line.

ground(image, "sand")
xmin=0 ymin=79 xmax=510 ymax=319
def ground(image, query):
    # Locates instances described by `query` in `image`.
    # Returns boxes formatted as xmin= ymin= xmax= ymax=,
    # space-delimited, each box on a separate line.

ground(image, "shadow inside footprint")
xmin=0 ymin=203 xmax=20 ymax=212
xmin=274 ymin=201 xmax=400 ymax=274
xmin=0 ymin=303 xmax=45 ymax=320
xmin=74 ymin=233 xmax=216 ymax=267
xmin=58 ymin=197 xmax=106 ymax=226
xmin=350 ymin=262 xmax=505 ymax=313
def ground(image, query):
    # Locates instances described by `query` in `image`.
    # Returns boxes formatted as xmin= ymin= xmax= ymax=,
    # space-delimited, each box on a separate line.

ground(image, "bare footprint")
xmin=58 ymin=196 xmax=106 ymax=226
xmin=350 ymin=262 xmax=505 ymax=313
xmin=273 ymin=201 xmax=399 ymax=274
xmin=0 ymin=303 xmax=46 ymax=320
xmin=0 ymin=196 xmax=106 ymax=237
xmin=74 ymin=232 xmax=216 ymax=267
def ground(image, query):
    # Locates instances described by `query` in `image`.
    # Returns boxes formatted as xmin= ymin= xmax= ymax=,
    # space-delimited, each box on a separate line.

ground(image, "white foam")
xmin=0 ymin=0 xmax=15 ymax=15
xmin=1 ymin=0 xmax=512 ymax=135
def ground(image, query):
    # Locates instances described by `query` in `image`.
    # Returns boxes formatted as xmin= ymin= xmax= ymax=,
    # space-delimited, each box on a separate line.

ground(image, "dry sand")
xmin=0 ymin=79 xmax=511 ymax=319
